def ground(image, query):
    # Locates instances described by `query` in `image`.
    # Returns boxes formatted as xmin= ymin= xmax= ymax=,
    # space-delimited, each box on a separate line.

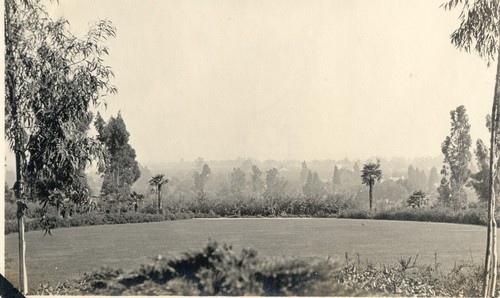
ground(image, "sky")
xmin=8 ymin=0 xmax=496 ymax=167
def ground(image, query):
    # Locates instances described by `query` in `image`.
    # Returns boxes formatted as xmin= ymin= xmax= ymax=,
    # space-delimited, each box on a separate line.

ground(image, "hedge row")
xmin=4 ymin=198 xmax=494 ymax=235
xmin=372 ymin=207 xmax=488 ymax=225
xmin=5 ymin=212 xmax=194 ymax=234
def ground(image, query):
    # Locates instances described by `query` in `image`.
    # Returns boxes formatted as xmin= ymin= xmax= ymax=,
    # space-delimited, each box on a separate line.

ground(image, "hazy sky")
xmin=32 ymin=0 xmax=496 ymax=165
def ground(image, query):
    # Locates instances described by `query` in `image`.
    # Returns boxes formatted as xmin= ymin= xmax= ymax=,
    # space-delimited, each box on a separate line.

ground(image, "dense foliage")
xmin=5 ymin=0 xmax=116 ymax=202
xmin=470 ymin=116 xmax=500 ymax=201
xmin=438 ymin=105 xmax=472 ymax=209
xmin=96 ymin=112 xmax=141 ymax=197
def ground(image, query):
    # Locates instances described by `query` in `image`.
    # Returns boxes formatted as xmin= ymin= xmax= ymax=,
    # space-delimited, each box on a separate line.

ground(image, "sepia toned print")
xmin=4 ymin=0 xmax=500 ymax=296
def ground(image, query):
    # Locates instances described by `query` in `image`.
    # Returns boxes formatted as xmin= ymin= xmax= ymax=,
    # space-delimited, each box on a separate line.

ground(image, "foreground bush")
xmin=36 ymin=241 xmax=361 ymax=296
xmin=339 ymin=252 xmax=494 ymax=297
xmin=35 ymin=241 xmax=499 ymax=296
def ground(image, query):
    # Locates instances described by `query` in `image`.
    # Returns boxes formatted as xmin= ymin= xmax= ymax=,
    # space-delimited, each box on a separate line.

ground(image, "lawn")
xmin=4 ymin=218 xmax=486 ymax=292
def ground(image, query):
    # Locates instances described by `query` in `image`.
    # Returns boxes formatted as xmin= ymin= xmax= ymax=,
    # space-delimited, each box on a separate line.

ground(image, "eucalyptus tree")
xmin=193 ymin=164 xmax=211 ymax=196
xmin=361 ymin=160 xmax=382 ymax=211
xmin=251 ymin=165 xmax=263 ymax=193
xmin=427 ymin=166 xmax=440 ymax=190
xmin=303 ymin=171 xmax=325 ymax=197
xmin=470 ymin=139 xmax=492 ymax=201
xmin=95 ymin=112 xmax=141 ymax=198
xmin=149 ymin=174 xmax=169 ymax=213
xmin=333 ymin=165 xmax=342 ymax=186
xmin=438 ymin=105 xmax=472 ymax=209
xmin=230 ymin=167 xmax=246 ymax=194
xmin=264 ymin=168 xmax=288 ymax=199
xmin=444 ymin=1 xmax=500 ymax=296
xmin=5 ymin=0 xmax=116 ymax=293
xmin=300 ymin=161 xmax=309 ymax=186
xmin=470 ymin=116 xmax=500 ymax=201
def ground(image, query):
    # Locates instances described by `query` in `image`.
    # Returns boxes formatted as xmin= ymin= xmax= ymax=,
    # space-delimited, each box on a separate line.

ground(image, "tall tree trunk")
xmin=369 ymin=183 xmax=373 ymax=211
xmin=157 ymin=186 xmax=162 ymax=213
xmin=17 ymin=201 xmax=28 ymax=295
xmin=6 ymin=2 xmax=28 ymax=291
xmin=483 ymin=48 xmax=500 ymax=298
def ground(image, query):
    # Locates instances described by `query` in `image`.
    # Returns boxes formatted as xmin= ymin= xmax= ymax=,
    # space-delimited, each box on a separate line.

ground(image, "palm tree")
xmin=361 ymin=160 xmax=382 ymax=211
xmin=149 ymin=174 xmax=169 ymax=213
xmin=130 ymin=191 xmax=145 ymax=213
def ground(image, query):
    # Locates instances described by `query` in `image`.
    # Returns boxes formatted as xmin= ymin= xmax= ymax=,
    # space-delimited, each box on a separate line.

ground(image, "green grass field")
xmin=4 ymin=218 xmax=486 ymax=292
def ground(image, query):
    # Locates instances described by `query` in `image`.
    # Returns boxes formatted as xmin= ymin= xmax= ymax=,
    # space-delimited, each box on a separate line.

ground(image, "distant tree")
xmin=302 ymin=170 xmax=313 ymax=196
xmin=240 ymin=159 xmax=253 ymax=173
xmin=437 ymin=165 xmax=452 ymax=206
xmin=470 ymin=139 xmax=490 ymax=201
xmin=353 ymin=162 xmax=361 ymax=178
xmin=149 ymin=174 xmax=169 ymax=213
xmin=251 ymin=165 xmax=263 ymax=193
xmin=396 ymin=178 xmax=413 ymax=194
xmin=427 ymin=166 xmax=439 ymax=190
xmin=300 ymin=161 xmax=309 ymax=186
xmin=172 ymin=177 xmax=196 ymax=199
xmin=438 ymin=105 xmax=472 ymax=209
xmin=313 ymin=172 xmax=324 ymax=195
xmin=406 ymin=166 xmax=426 ymax=191
xmin=130 ymin=191 xmax=145 ymax=213
xmin=419 ymin=169 xmax=428 ymax=190
xmin=339 ymin=168 xmax=356 ymax=186
xmin=361 ymin=160 xmax=382 ymax=211
xmin=303 ymin=171 xmax=324 ymax=197
xmin=264 ymin=168 xmax=288 ymax=198
xmin=193 ymin=164 xmax=211 ymax=196
xmin=333 ymin=166 xmax=342 ymax=186
xmin=195 ymin=157 xmax=205 ymax=169
xmin=470 ymin=116 xmax=500 ymax=202
xmin=5 ymin=183 xmax=14 ymax=202
xmin=95 ymin=112 xmax=141 ymax=198
xmin=407 ymin=190 xmax=427 ymax=208
xmin=470 ymin=139 xmax=500 ymax=203
xmin=303 ymin=170 xmax=312 ymax=196
xmin=230 ymin=167 xmax=246 ymax=194
xmin=408 ymin=165 xmax=416 ymax=185
xmin=371 ymin=180 xmax=409 ymax=207
xmin=132 ymin=164 xmax=153 ymax=193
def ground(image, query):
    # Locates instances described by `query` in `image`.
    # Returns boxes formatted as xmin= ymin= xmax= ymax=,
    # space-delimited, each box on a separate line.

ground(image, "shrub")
xmin=339 ymin=252 xmax=490 ymax=296
xmin=373 ymin=206 xmax=488 ymax=226
xmin=36 ymin=241 xmax=360 ymax=296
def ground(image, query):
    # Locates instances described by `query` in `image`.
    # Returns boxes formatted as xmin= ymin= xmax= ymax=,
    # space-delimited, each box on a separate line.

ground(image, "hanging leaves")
xmin=5 ymin=0 xmax=117 ymax=202
xmin=443 ymin=0 xmax=500 ymax=66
